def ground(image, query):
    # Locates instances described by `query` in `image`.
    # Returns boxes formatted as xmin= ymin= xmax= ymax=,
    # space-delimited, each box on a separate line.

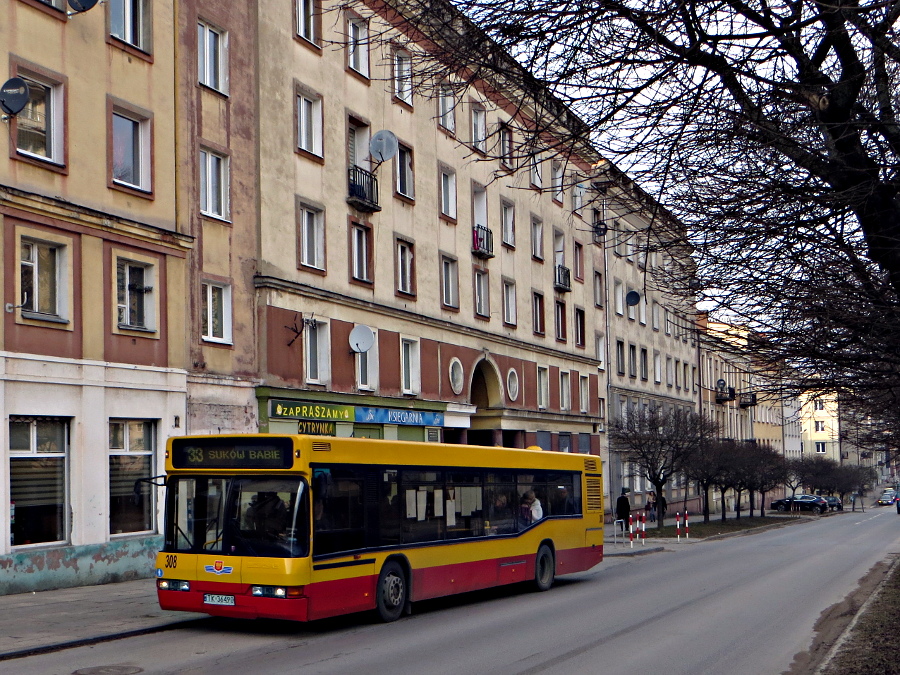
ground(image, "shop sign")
xmin=297 ymin=420 xmax=336 ymax=435
xmin=355 ymin=407 xmax=444 ymax=426
xmin=270 ymin=400 xmax=354 ymax=420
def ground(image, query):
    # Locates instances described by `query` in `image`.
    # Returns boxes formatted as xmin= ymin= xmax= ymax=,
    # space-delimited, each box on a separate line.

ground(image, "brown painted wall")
xmin=379 ymin=330 xmax=401 ymax=394
xmin=265 ymin=305 xmax=303 ymax=385
xmin=438 ymin=343 xmax=480 ymax=402
xmin=330 ymin=319 xmax=355 ymax=391
xmin=421 ymin=338 xmax=440 ymax=399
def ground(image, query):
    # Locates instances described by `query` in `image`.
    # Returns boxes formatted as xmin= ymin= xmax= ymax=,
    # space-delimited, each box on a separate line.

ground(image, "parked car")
xmin=770 ymin=495 xmax=829 ymax=514
xmin=822 ymin=496 xmax=843 ymax=511
xmin=877 ymin=491 xmax=897 ymax=506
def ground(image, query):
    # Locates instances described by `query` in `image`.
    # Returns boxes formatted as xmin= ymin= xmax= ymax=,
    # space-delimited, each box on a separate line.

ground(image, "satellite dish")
xmin=369 ymin=130 xmax=399 ymax=163
xmin=349 ymin=325 xmax=376 ymax=353
xmin=68 ymin=0 xmax=99 ymax=11
xmin=0 ymin=78 xmax=29 ymax=116
xmin=625 ymin=290 xmax=641 ymax=307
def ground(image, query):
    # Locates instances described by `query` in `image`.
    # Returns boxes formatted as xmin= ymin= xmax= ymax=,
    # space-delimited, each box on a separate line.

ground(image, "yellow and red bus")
xmin=155 ymin=434 xmax=604 ymax=622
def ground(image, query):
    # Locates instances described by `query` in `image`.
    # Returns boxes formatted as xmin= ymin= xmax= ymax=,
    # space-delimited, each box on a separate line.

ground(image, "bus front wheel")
xmin=534 ymin=544 xmax=555 ymax=592
xmin=376 ymin=561 xmax=407 ymax=622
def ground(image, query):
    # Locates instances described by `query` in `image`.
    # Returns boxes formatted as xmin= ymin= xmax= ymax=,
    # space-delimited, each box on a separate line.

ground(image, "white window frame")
xmin=351 ymin=224 xmax=371 ymax=282
xmin=297 ymin=92 xmax=323 ymax=156
xmin=580 ymin=375 xmax=590 ymax=413
xmin=573 ymin=182 xmax=585 ymax=215
xmin=299 ymin=205 xmax=325 ymax=270
xmin=627 ymin=287 xmax=637 ymax=320
xmin=595 ymin=333 xmax=606 ymax=370
xmin=441 ymin=256 xmax=459 ymax=308
xmin=593 ymin=271 xmax=604 ymax=307
xmin=108 ymin=419 xmax=155 ymax=536
xmin=201 ymin=281 xmax=233 ymax=343
xmin=397 ymin=239 xmax=414 ymax=295
xmin=575 ymin=307 xmax=585 ymax=346
xmin=502 ymin=279 xmax=516 ymax=325
xmin=472 ymin=106 xmax=487 ymax=152
xmin=531 ymin=218 xmax=543 ymax=259
xmin=396 ymin=145 xmax=414 ymax=198
xmin=501 ymin=201 xmax=515 ymax=246
xmin=19 ymin=237 xmax=65 ymax=318
xmin=814 ymin=420 xmax=826 ymax=432
xmin=815 ymin=442 xmax=827 ymax=454
xmin=112 ymin=110 xmax=151 ymax=191
xmin=199 ymin=148 xmax=229 ymax=218
xmin=400 ymin=337 xmax=421 ymax=395
xmin=394 ymin=51 xmax=413 ymax=105
xmin=499 ymin=123 xmax=513 ymax=166
xmin=551 ymin=161 xmax=564 ymax=202
xmin=555 ymin=300 xmax=566 ymax=341
xmin=654 ymin=351 xmax=662 ymax=383
xmin=15 ymin=74 xmax=64 ymax=164
xmin=347 ymin=17 xmax=369 ymax=77
xmin=110 ymin=0 xmax=147 ymax=50
xmin=560 ymin=371 xmax=571 ymax=411
xmin=474 ymin=268 xmax=490 ymax=317
xmin=116 ymin=257 xmax=155 ymax=331
xmin=440 ymin=168 xmax=457 ymax=218
xmin=530 ymin=153 xmax=542 ymax=188
xmin=304 ymin=319 xmax=331 ymax=385
xmin=537 ymin=366 xmax=550 ymax=409
xmin=297 ymin=0 xmax=318 ymax=44
xmin=198 ymin=22 xmax=228 ymax=93
xmin=355 ymin=326 xmax=379 ymax=391
xmin=438 ymin=85 xmax=455 ymax=132
xmin=614 ymin=280 xmax=624 ymax=315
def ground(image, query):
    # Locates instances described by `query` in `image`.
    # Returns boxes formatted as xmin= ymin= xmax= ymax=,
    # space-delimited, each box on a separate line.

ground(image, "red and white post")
xmin=685 ymin=512 xmax=690 ymax=540
xmin=676 ymin=512 xmax=682 ymax=542
xmin=629 ymin=515 xmax=634 ymax=548
xmin=641 ymin=512 xmax=646 ymax=545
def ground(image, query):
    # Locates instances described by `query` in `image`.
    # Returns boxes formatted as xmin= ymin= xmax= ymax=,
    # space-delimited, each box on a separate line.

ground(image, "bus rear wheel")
xmin=376 ymin=561 xmax=407 ymax=622
xmin=534 ymin=544 xmax=555 ymax=592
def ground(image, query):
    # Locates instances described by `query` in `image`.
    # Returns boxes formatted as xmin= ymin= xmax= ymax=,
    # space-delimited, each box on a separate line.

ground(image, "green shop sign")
xmin=270 ymin=400 xmax=354 ymax=421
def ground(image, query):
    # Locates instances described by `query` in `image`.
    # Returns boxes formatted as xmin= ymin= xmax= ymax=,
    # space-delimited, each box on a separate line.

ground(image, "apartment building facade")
xmin=1 ymin=0 xmax=189 ymax=592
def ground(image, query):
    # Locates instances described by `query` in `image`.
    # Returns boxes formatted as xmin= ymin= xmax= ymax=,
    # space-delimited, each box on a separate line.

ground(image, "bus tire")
xmin=534 ymin=544 xmax=555 ymax=592
xmin=376 ymin=560 xmax=407 ymax=622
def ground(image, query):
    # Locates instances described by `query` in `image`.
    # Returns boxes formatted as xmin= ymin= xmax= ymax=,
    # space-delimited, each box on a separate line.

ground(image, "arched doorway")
xmin=468 ymin=358 xmax=503 ymax=446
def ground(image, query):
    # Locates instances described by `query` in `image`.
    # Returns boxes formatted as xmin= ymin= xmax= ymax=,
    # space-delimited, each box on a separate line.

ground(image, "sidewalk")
xmin=0 ymin=578 xmax=205 ymax=660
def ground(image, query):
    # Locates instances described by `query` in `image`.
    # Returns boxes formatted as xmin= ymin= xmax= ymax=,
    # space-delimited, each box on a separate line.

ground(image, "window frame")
xmin=471 ymin=105 xmax=487 ymax=153
xmin=537 ymin=366 xmax=550 ymax=409
xmin=395 ymin=144 xmax=415 ymax=200
xmin=473 ymin=266 xmax=490 ymax=319
xmin=396 ymin=237 xmax=416 ymax=297
xmin=18 ymin=235 xmax=65 ymax=320
xmin=531 ymin=217 xmax=544 ymax=260
xmin=532 ymin=292 xmax=545 ymax=336
xmin=356 ymin=327 xmax=379 ymax=391
xmin=574 ymin=307 xmax=586 ymax=347
xmin=350 ymin=221 xmax=373 ymax=285
xmin=438 ymin=84 xmax=455 ymax=133
xmin=347 ymin=15 xmax=370 ymax=78
xmin=197 ymin=21 xmax=228 ymax=94
xmin=501 ymin=200 xmax=515 ymax=247
xmin=200 ymin=280 xmax=233 ymax=344
xmin=304 ymin=318 xmax=332 ymax=385
xmin=400 ymin=337 xmax=421 ymax=395
xmin=109 ymin=0 xmax=150 ymax=53
xmin=393 ymin=50 xmax=413 ymax=106
xmin=439 ymin=166 xmax=457 ymax=220
xmin=297 ymin=202 xmax=326 ymax=271
xmin=502 ymin=278 xmax=517 ymax=326
xmin=199 ymin=146 xmax=230 ymax=219
xmin=109 ymin=100 xmax=153 ymax=195
xmin=555 ymin=300 xmax=567 ymax=342
xmin=296 ymin=0 xmax=321 ymax=46
xmin=296 ymin=88 xmax=324 ymax=158
xmin=560 ymin=371 xmax=571 ymax=411
xmin=108 ymin=418 xmax=155 ymax=536
xmin=551 ymin=161 xmax=564 ymax=203
xmin=12 ymin=66 xmax=66 ymax=168
xmin=441 ymin=254 xmax=459 ymax=309
xmin=115 ymin=255 xmax=156 ymax=332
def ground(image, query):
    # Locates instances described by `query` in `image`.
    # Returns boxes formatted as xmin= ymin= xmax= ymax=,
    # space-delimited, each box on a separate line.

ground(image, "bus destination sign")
xmin=171 ymin=438 xmax=294 ymax=469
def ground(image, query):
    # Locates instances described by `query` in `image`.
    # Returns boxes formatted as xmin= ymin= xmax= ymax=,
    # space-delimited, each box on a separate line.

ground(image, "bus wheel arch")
xmin=376 ymin=556 xmax=410 ymax=622
xmin=534 ymin=540 xmax=555 ymax=591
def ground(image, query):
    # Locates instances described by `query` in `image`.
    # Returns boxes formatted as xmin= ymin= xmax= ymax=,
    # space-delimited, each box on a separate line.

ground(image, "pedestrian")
xmin=850 ymin=492 xmax=857 ymax=512
xmin=646 ymin=491 xmax=656 ymax=522
xmin=615 ymin=488 xmax=631 ymax=532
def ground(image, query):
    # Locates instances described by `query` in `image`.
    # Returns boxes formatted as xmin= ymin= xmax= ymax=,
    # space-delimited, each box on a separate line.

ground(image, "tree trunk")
xmin=735 ymin=489 xmax=743 ymax=519
xmin=702 ymin=483 xmax=711 ymax=523
xmin=749 ymin=490 xmax=755 ymax=518
xmin=721 ymin=488 xmax=728 ymax=522
xmin=760 ymin=490 xmax=767 ymax=518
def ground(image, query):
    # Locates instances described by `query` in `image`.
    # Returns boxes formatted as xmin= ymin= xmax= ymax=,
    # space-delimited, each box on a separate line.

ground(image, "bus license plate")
xmin=204 ymin=594 xmax=235 ymax=606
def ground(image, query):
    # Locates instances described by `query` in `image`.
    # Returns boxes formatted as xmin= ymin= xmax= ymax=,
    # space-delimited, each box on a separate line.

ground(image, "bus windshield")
xmin=167 ymin=476 xmax=309 ymax=558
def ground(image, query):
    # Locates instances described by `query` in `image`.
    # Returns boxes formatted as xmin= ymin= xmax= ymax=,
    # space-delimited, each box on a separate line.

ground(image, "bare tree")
xmin=683 ymin=436 xmax=728 ymax=524
xmin=610 ymin=407 xmax=715 ymax=527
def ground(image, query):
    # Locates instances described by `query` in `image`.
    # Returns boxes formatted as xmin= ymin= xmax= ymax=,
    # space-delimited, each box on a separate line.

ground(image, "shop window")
xmin=109 ymin=419 xmax=155 ymax=535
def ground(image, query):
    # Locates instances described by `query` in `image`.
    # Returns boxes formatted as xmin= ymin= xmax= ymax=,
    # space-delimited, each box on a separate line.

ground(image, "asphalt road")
xmin=15 ymin=510 xmax=900 ymax=675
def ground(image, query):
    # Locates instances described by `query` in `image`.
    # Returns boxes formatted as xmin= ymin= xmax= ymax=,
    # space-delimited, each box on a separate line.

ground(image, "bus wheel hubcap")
xmin=384 ymin=573 xmax=403 ymax=606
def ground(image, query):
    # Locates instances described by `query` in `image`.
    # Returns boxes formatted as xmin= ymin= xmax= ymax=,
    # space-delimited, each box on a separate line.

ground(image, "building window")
xmin=639 ymin=297 xmax=647 ymax=325
xmin=593 ymin=271 xmax=604 ymax=307
xmin=9 ymin=416 xmax=69 ymax=546
xmin=501 ymin=201 xmax=515 ymax=247
xmin=560 ymin=371 xmax=571 ymax=411
xmin=396 ymin=239 xmax=415 ymax=295
xmin=298 ymin=205 xmax=325 ymax=270
xmin=616 ymin=340 xmax=625 ymax=375
xmin=356 ymin=328 xmax=378 ymax=390
xmin=537 ymin=366 xmax=549 ymax=409
xmin=627 ymin=287 xmax=637 ymax=320
xmin=533 ymin=292 xmax=545 ymax=335
xmin=441 ymin=255 xmax=459 ymax=308
xmin=614 ymin=280 xmax=624 ymax=315
xmin=666 ymin=356 xmax=674 ymax=386
xmin=652 ymin=302 xmax=660 ymax=330
xmin=573 ymin=182 xmax=586 ymax=215
xmin=551 ymin=161 xmax=564 ymax=202
xmin=112 ymin=109 xmax=151 ymax=192
xmin=305 ymin=319 xmax=331 ymax=384
xmin=596 ymin=333 xmax=606 ymax=370
xmin=297 ymin=0 xmax=319 ymax=44
xmin=502 ymin=279 xmax=516 ymax=325
xmin=580 ymin=375 xmax=590 ymax=414
xmin=201 ymin=281 xmax=232 ymax=343
xmin=531 ymin=218 xmax=544 ymax=260
xmin=573 ymin=242 xmax=584 ymax=281
xmin=109 ymin=419 xmax=154 ymax=535
xmin=347 ymin=17 xmax=369 ymax=76
xmin=15 ymin=74 xmax=64 ymax=164
xmin=394 ymin=51 xmax=413 ymax=105
xmin=815 ymin=442 xmax=827 ymax=453
xmin=438 ymin=84 xmax=455 ymax=132
xmin=395 ymin=144 xmax=414 ymax=199
xmin=351 ymin=223 xmax=372 ymax=283
xmin=654 ymin=352 xmax=662 ymax=383
xmin=555 ymin=300 xmax=567 ymax=341
xmin=530 ymin=153 xmax=542 ymax=189
xmin=628 ymin=344 xmax=637 ymax=378
xmin=814 ymin=420 xmax=826 ymax=432
xmin=116 ymin=258 xmax=153 ymax=330
xmin=474 ymin=268 xmax=490 ymax=318
xmin=574 ymin=307 xmax=586 ymax=347
xmin=499 ymin=123 xmax=514 ymax=167
xmin=19 ymin=238 xmax=61 ymax=317
xmin=401 ymin=337 xmax=421 ymax=394
xmin=297 ymin=91 xmax=323 ymax=156
xmin=197 ymin=22 xmax=227 ymax=93
xmin=471 ymin=106 xmax=486 ymax=152
xmin=199 ymin=148 xmax=229 ymax=217
xmin=440 ymin=168 xmax=456 ymax=218
xmin=640 ymin=348 xmax=648 ymax=380
xmin=813 ymin=399 xmax=825 ymax=410
xmin=110 ymin=0 xmax=148 ymax=51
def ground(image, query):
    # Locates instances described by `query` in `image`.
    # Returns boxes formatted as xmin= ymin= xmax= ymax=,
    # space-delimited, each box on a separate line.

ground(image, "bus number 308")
xmin=164 ymin=554 xmax=177 ymax=569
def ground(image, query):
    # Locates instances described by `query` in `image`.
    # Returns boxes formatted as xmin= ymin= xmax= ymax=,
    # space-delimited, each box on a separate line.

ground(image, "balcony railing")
xmin=592 ymin=220 xmax=607 ymax=245
xmin=554 ymin=264 xmax=572 ymax=292
xmin=739 ymin=392 xmax=758 ymax=408
xmin=716 ymin=386 xmax=737 ymax=403
xmin=347 ymin=165 xmax=381 ymax=212
xmin=472 ymin=224 xmax=494 ymax=258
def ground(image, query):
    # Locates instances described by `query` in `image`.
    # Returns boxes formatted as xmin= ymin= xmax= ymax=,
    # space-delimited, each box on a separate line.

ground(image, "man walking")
xmin=615 ymin=488 xmax=631 ymax=532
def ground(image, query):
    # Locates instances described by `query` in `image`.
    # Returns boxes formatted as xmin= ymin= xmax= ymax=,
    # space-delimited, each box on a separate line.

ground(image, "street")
xmin=12 ymin=510 xmax=900 ymax=675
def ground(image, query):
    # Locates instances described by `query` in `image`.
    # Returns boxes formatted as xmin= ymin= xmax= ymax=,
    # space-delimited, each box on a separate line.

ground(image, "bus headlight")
xmin=250 ymin=585 xmax=302 ymax=598
xmin=158 ymin=579 xmax=190 ymax=591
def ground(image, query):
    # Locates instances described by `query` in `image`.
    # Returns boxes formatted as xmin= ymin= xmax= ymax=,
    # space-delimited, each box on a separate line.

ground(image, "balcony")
xmin=739 ymin=392 xmax=758 ymax=408
xmin=347 ymin=166 xmax=381 ymax=213
xmin=472 ymin=224 xmax=494 ymax=259
xmin=592 ymin=220 xmax=607 ymax=245
xmin=715 ymin=386 xmax=737 ymax=403
xmin=554 ymin=264 xmax=571 ymax=292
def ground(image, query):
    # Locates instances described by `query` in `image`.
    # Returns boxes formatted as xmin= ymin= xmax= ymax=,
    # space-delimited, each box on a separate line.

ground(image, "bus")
xmin=155 ymin=434 xmax=604 ymax=622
